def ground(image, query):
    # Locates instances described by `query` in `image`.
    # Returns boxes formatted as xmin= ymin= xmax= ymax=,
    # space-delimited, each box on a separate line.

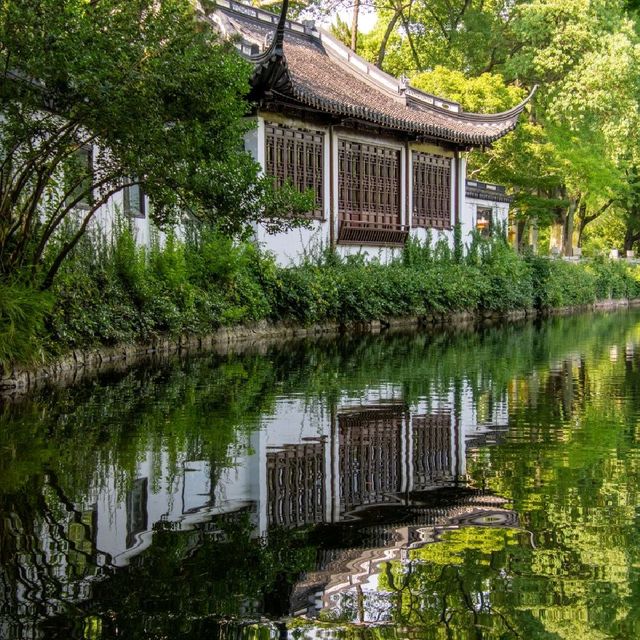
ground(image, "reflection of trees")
xmin=466 ymin=325 xmax=640 ymax=638
xmin=51 ymin=516 xmax=314 ymax=639
xmin=0 ymin=355 xmax=281 ymax=638
xmin=3 ymin=310 xmax=640 ymax=637
xmin=373 ymin=528 xmax=550 ymax=637
xmin=0 ymin=354 xmax=279 ymax=496
xmin=0 ymin=474 xmax=103 ymax=637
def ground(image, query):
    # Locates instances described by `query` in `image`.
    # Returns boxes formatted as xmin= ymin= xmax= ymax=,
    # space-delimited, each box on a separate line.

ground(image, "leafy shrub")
xmin=0 ymin=282 xmax=53 ymax=372
xmin=7 ymin=221 xmax=640 ymax=369
xmin=588 ymin=258 xmax=640 ymax=300
xmin=467 ymin=235 xmax=533 ymax=311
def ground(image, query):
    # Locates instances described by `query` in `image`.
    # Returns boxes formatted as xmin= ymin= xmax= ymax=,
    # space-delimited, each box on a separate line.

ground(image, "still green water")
xmin=2 ymin=311 xmax=640 ymax=639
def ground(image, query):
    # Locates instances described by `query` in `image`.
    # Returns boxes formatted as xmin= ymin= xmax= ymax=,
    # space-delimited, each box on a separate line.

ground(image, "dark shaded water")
xmin=2 ymin=311 xmax=640 ymax=639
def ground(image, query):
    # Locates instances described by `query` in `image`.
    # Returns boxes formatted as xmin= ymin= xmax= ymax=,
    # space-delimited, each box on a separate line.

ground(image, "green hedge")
xmin=3 ymin=228 xmax=640 ymax=371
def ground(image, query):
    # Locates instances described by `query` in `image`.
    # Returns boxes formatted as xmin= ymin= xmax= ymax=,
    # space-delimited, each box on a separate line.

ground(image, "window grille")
xmin=412 ymin=152 xmax=452 ymax=229
xmin=265 ymin=123 xmax=324 ymax=217
xmin=338 ymin=139 xmax=401 ymax=227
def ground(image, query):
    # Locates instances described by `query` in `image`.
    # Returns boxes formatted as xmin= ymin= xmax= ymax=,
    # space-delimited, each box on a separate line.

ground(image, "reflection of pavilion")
xmin=265 ymin=404 xmax=457 ymax=530
xmin=1 ymin=384 xmax=512 ymax=636
xmin=86 ymin=382 xmax=509 ymax=564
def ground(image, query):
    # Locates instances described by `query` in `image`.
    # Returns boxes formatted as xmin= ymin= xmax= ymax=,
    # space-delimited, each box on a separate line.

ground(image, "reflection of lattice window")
xmin=339 ymin=408 xmax=403 ymax=514
xmin=265 ymin=123 xmax=324 ymax=218
xmin=267 ymin=443 xmax=325 ymax=528
xmin=412 ymin=152 xmax=451 ymax=229
xmin=338 ymin=140 xmax=400 ymax=227
xmin=126 ymin=477 xmax=148 ymax=548
xmin=412 ymin=414 xmax=452 ymax=490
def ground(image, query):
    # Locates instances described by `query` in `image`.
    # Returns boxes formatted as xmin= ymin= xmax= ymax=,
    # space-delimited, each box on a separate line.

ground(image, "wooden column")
xmin=454 ymin=150 xmax=461 ymax=227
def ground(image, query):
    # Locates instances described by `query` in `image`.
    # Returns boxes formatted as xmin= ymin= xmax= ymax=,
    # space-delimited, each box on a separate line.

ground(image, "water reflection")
xmin=2 ymin=311 xmax=640 ymax=638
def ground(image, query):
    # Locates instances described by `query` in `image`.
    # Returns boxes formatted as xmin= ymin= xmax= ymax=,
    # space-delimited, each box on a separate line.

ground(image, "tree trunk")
xmin=575 ymin=198 xmax=616 ymax=250
xmin=529 ymin=217 xmax=538 ymax=254
xmin=576 ymin=201 xmax=588 ymax=248
xmin=624 ymin=228 xmax=635 ymax=252
xmin=376 ymin=9 xmax=402 ymax=68
xmin=562 ymin=199 xmax=576 ymax=257
xmin=351 ymin=0 xmax=360 ymax=52
xmin=622 ymin=210 xmax=640 ymax=252
xmin=515 ymin=219 xmax=527 ymax=252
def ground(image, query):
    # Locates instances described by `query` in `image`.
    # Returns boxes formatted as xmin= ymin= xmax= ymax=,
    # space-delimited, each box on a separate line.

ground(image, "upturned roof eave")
xmin=268 ymin=86 xmax=520 ymax=147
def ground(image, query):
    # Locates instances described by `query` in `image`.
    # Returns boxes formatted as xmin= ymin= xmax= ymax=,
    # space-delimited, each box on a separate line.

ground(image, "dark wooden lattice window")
xmin=265 ymin=123 xmax=324 ymax=218
xmin=412 ymin=413 xmax=452 ymax=490
xmin=267 ymin=443 xmax=325 ymax=528
xmin=339 ymin=408 xmax=403 ymax=514
xmin=338 ymin=140 xmax=401 ymax=227
xmin=412 ymin=152 xmax=452 ymax=229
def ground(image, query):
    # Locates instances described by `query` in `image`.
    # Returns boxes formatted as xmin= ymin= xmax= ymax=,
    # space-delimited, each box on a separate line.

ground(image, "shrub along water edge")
xmin=2 ymin=227 xmax=640 ymax=373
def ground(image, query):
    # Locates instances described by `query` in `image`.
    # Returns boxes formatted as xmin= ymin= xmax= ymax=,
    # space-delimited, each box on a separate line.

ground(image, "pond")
xmin=1 ymin=311 xmax=640 ymax=639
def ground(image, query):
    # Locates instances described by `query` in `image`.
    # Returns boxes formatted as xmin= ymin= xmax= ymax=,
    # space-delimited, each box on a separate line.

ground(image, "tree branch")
xmin=40 ymin=184 xmax=124 ymax=289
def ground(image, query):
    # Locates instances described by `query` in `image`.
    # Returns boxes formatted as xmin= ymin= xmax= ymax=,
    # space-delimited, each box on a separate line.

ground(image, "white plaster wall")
xmin=334 ymin=244 xmax=402 ymax=264
xmin=410 ymin=226 xmax=454 ymax=250
xmin=255 ymin=220 xmax=329 ymax=265
xmin=249 ymin=115 xmax=333 ymax=266
xmin=261 ymin=396 xmax=331 ymax=446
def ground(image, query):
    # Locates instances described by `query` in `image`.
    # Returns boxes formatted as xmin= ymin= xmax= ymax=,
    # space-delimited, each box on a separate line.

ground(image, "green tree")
xmin=0 ymin=0 xmax=309 ymax=290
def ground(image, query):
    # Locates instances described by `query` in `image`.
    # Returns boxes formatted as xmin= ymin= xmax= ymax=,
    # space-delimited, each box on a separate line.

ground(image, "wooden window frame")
xmin=476 ymin=205 xmax=494 ymax=236
xmin=123 ymin=182 xmax=146 ymax=219
xmin=412 ymin=151 xmax=452 ymax=230
xmin=337 ymin=138 xmax=407 ymax=246
xmin=264 ymin=122 xmax=325 ymax=219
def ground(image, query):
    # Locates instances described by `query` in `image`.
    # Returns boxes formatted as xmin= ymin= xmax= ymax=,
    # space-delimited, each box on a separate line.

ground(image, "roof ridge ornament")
xmin=247 ymin=0 xmax=292 ymax=99
xmin=250 ymin=0 xmax=289 ymax=65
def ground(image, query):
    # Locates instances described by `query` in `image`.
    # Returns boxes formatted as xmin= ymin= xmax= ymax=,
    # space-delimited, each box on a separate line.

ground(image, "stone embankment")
xmin=1 ymin=299 xmax=637 ymax=398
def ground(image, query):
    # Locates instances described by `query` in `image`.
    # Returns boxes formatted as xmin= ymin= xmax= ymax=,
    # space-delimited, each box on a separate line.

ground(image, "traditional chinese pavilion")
xmin=209 ymin=0 xmax=534 ymax=263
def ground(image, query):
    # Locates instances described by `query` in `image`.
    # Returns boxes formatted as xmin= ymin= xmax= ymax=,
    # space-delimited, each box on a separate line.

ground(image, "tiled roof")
xmin=466 ymin=180 xmax=513 ymax=203
xmin=209 ymin=0 xmax=536 ymax=147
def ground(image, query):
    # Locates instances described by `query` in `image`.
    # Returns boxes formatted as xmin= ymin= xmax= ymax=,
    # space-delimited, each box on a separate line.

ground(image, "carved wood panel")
xmin=339 ymin=409 xmax=403 ymax=514
xmin=412 ymin=413 xmax=452 ymax=489
xmin=265 ymin=123 xmax=324 ymax=217
xmin=412 ymin=152 xmax=452 ymax=229
xmin=338 ymin=139 xmax=401 ymax=228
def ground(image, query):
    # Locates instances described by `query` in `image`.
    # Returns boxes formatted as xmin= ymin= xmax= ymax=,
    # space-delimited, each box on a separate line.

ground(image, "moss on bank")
xmin=2 ymin=228 xmax=640 ymax=373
